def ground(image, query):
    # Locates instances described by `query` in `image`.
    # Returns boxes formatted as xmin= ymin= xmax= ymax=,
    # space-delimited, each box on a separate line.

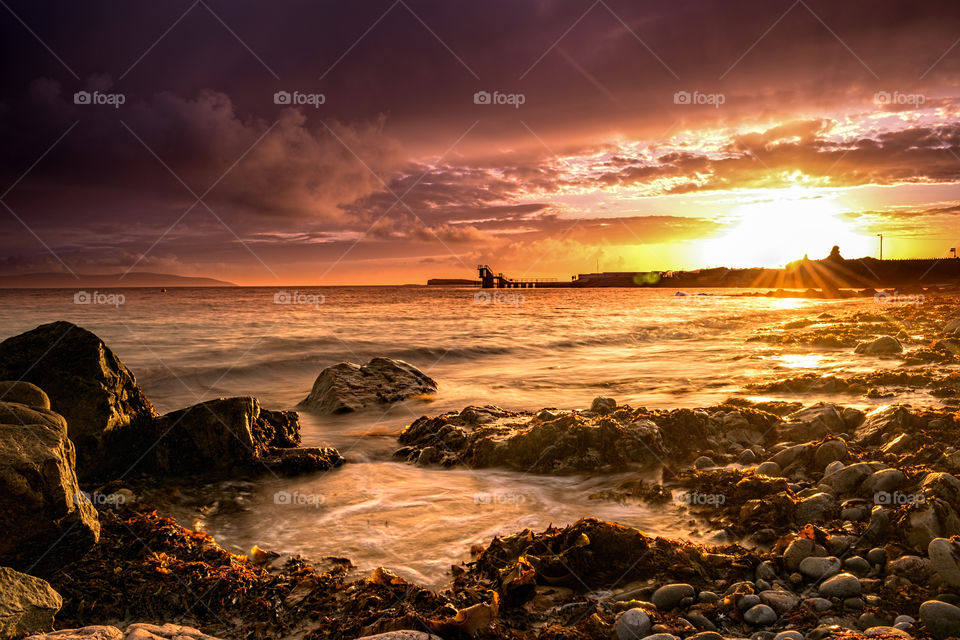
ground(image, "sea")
xmin=0 ymin=286 xmax=914 ymax=588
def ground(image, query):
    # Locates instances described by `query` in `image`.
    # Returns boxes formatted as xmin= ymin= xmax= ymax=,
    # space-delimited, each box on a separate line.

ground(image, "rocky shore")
xmin=4 ymin=300 xmax=960 ymax=640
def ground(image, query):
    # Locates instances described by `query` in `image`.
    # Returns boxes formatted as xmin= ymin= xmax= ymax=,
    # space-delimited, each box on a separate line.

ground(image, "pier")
xmin=477 ymin=265 xmax=559 ymax=288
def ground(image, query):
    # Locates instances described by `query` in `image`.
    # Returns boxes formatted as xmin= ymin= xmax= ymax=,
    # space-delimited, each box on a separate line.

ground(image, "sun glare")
xmin=701 ymin=190 xmax=872 ymax=268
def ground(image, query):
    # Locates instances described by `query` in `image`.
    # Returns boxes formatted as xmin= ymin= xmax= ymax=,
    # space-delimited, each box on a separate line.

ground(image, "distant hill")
xmin=0 ymin=272 xmax=237 ymax=288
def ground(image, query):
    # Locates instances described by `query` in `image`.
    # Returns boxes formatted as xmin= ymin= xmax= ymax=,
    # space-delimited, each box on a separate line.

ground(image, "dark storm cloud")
xmin=3 ymin=0 xmax=960 ymax=279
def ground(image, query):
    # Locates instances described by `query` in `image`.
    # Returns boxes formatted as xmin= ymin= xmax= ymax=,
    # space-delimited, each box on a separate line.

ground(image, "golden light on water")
xmin=701 ymin=189 xmax=874 ymax=268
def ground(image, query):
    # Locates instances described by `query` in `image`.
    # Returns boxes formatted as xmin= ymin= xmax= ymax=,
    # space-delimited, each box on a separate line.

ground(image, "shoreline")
xmin=4 ymin=296 xmax=960 ymax=640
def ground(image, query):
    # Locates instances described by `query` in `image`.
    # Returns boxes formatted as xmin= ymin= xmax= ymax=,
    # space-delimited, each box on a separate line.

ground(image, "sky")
xmin=2 ymin=0 xmax=960 ymax=285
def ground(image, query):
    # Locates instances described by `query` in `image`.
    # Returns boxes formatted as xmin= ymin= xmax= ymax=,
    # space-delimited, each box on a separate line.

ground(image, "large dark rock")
xmin=299 ymin=358 xmax=438 ymax=414
xmin=121 ymin=397 xmax=342 ymax=478
xmin=854 ymin=404 xmax=920 ymax=446
xmin=0 ymin=321 xmax=155 ymax=479
xmin=0 ymin=566 xmax=62 ymax=637
xmin=0 ymin=399 xmax=100 ymax=577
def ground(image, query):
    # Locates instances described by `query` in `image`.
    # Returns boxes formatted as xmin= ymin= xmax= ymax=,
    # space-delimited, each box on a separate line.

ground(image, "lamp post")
xmin=877 ymin=234 xmax=883 ymax=260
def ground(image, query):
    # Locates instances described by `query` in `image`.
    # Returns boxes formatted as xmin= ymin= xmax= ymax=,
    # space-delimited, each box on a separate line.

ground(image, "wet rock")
xmin=782 ymin=403 xmax=847 ymax=439
xmin=796 ymin=493 xmax=836 ymax=524
xmin=0 ymin=381 xmax=50 ymax=409
xmin=901 ymin=498 xmax=960 ymax=550
xmin=739 ymin=595 xmax=761 ymax=610
xmin=299 ymin=357 xmax=438 ymax=414
xmin=814 ymin=440 xmax=847 ymax=469
xmin=920 ymin=600 xmax=960 ymax=640
xmin=744 ymin=604 xmax=777 ymax=625
xmin=818 ymin=573 xmax=861 ymax=598
xmin=821 ymin=462 xmax=885 ymax=496
xmin=854 ymin=405 xmax=918 ymax=447
xmin=824 ymin=460 xmax=845 ymax=476
xmin=0 ymin=401 xmax=100 ymax=576
xmin=615 ymin=608 xmax=652 ymax=639
xmin=759 ymin=590 xmax=799 ymax=614
xmin=123 ymin=397 xmax=342 ymax=478
xmin=887 ymin=555 xmax=933 ymax=579
xmin=863 ymin=627 xmax=911 ymax=638
xmin=863 ymin=468 xmax=906 ymax=496
xmin=739 ymin=449 xmax=759 ymax=464
xmin=929 ymin=537 xmax=960 ymax=587
xmin=651 ymin=583 xmax=695 ymax=611
xmin=804 ymin=597 xmax=832 ymax=612
xmin=921 ymin=472 xmax=960 ymax=505
xmin=756 ymin=461 xmax=782 ymax=477
xmin=774 ymin=632 xmax=803 ymax=640
xmin=590 ymin=396 xmax=617 ymax=415
xmin=855 ymin=336 xmax=903 ymax=355
xmin=0 ymin=566 xmax=62 ymax=637
xmin=398 ymin=407 xmax=668 ymax=473
xmin=693 ymin=456 xmax=716 ymax=469
xmin=0 ymin=321 xmax=156 ymax=479
xmin=783 ymin=538 xmax=818 ymax=571
xmin=799 ymin=556 xmax=841 ymax=580
xmin=844 ymin=556 xmax=871 ymax=575
xmin=867 ymin=547 xmax=887 ymax=565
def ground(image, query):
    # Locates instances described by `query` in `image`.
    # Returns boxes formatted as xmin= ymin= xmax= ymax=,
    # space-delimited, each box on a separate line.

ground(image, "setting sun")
xmin=701 ymin=189 xmax=874 ymax=268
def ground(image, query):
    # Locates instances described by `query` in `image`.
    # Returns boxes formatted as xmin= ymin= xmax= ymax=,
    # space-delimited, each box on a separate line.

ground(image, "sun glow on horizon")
xmin=699 ymin=190 xmax=873 ymax=268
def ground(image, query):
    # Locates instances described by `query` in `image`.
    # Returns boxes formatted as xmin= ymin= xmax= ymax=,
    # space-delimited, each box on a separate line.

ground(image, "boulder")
xmin=651 ymin=583 xmax=695 ymax=611
xmin=0 ymin=381 xmax=51 ymax=409
xmin=796 ymin=493 xmax=836 ymax=524
xmin=855 ymin=336 xmax=903 ymax=355
xmin=122 ymin=397 xmax=342 ymax=478
xmin=299 ymin=358 xmax=438 ymax=414
xmin=920 ymin=600 xmax=960 ymax=640
xmin=813 ymin=440 xmax=847 ymax=470
xmin=928 ymin=538 xmax=960 ymax=587
xmin=0 ymin=566 xmax=62 ymax=637
xmin=854 ymin=405 xmax=918 ymax=447
xmin=615 ymin=608 xmax=652 ymax=639
xmin=782 ymin=403 xmax=847 ymax=439
xmin=0 ymin=322 xmax=155 ymax=479
xmin=0 ymin=400 xmax=99 ymax=576
xmin=901 ymin=498 xmax=960 ymax=550
xmin=821 ymin=462 xmax=886 ymax=496
xmin=818 ymin=573 xmax=861 ymax=598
